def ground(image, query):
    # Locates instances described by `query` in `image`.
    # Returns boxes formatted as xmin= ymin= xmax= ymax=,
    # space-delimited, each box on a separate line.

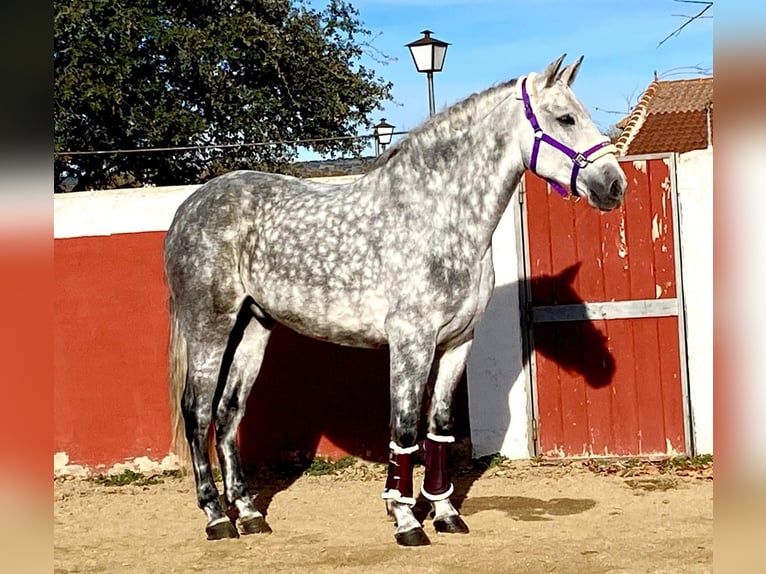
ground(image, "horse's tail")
xmin=168 ymin=300 xmax=191 ymax=468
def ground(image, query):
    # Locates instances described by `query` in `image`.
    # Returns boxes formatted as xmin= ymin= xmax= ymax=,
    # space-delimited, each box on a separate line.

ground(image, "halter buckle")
xmin=574 ymin=153 xmax=588 ymax=168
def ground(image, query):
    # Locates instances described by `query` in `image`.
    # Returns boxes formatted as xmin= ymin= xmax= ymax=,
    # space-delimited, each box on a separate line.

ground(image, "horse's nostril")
xmin=609 ymin=178 xmax=623 ymax=199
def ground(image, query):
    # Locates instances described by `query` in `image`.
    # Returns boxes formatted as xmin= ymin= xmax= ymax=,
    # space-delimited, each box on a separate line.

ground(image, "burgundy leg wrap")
xmin=382 ymin=442 xmax=417 ymax=505
xmin=422 ymin=434 xmax=454 ymax=500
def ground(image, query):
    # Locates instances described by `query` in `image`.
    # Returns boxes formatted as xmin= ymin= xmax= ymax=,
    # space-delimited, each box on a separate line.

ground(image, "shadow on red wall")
xmin=239 ymin=325 xmax=470 ymax=465
xmin=238 ymin=263 xmax=612 ymax=467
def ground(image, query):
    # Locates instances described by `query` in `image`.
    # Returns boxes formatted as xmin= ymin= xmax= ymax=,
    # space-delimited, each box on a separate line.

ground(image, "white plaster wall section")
xmin=54 ymin=184 xmax=202 ymax=238
xmin=676 ymin=148 xmax=713 ymax=455
xmin=466 ymin=198 xmax=529 ymax=459
xmin=53 ymin=175 xmax=362 ymax=238
xmin=54 ymin=451 xmax=182 ymax=478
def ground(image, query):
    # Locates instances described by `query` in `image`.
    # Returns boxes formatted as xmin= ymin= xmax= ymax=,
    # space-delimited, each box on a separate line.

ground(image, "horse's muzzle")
xmin=589 ymin=167 xmax=627 ymax=211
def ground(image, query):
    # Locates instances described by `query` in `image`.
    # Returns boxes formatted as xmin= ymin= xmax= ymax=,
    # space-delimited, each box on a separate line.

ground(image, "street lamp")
xmin=406 ymin=30 xmax=450 ymax=117
xmin=373 ymin=118 xmax=395 ymax=155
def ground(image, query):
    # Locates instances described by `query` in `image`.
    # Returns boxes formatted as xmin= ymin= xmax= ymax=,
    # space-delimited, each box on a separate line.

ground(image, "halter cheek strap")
xmin=520 ymin=77 xmax=617 ymax=199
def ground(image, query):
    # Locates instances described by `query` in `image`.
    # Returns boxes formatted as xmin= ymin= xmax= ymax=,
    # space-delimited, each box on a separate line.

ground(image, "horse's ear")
xmin=559 ymin=262 xmax=582 ymax=284
xmin=558 ymin=55 xmax=584 ymax=87
xmin=541 ymin=54 xmax=567 ymax=88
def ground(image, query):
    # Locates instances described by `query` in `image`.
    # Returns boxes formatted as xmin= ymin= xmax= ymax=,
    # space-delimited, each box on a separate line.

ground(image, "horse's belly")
xmin=261 ymin=288 xmax=389 ymax=348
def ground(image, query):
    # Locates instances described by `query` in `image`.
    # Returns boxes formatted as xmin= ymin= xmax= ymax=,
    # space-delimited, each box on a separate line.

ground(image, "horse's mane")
xmin=366 ymin=78 xmax=518 ymax=173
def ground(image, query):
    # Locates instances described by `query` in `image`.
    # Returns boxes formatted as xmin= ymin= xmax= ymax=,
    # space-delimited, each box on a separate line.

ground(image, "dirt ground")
xmin=54 ymin=459 xmax=713 ymax=574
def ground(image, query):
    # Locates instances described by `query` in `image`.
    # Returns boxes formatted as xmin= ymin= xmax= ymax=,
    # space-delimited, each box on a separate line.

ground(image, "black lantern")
xmin=373 ymin=118 xmax=395 ymax=155
xmin=406 ymin=30 xmax=450 ymax=116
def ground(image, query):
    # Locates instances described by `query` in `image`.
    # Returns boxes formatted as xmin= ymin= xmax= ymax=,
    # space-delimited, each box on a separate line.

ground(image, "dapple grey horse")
xmin=164 ymin=55 xmax=627 ymax=546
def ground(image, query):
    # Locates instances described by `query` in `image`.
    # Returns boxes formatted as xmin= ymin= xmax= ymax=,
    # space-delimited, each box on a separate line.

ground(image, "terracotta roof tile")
xmin=626 ymin=110 xmax=712 ymax=155
xmin=617 ymin=77 xmax=713 ymax=155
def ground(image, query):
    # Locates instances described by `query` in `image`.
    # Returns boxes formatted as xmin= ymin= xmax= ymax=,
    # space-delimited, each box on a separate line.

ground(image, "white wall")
xmin=676 ymin=148 xmax=714 ymax=454
xmin=54 ymin=175 xmax=360 ymax=238
xmin=466 ymin=194 xmax=530 ymax=459
xmin=54 ymin=185 xmax=200 ymax=238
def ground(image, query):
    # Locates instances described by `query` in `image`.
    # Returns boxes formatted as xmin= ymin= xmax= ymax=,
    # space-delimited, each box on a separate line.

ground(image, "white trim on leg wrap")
xmin=421 ymin=482 xmax=455 ymax=501
xmin=389 ymin=441 xmax=419 ymax=454
xmin=426 ymin=433 xmax=455 ymax=443
xmin=380 ymin=489 xmax=417 ymax=506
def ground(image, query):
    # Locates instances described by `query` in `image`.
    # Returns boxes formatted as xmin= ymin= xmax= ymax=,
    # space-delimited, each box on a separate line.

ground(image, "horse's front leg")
xmin=383 ymin=320 xmax=436 ymax=546
xmin=423 ymin=338 xmax=473 ymax=534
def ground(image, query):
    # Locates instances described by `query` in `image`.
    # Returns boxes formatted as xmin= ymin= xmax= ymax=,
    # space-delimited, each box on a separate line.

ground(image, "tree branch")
xmin=657 ymin=64 xmax=713 ymax=79
xmin=657 ymin=1 xmax=713 ymax=48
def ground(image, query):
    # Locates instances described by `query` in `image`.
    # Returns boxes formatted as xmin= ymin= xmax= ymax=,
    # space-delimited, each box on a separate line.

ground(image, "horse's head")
xmin=531 ymin=262 xmax=616 ymax=388
xmin=517 ymin=55 xmax=627 ymax=212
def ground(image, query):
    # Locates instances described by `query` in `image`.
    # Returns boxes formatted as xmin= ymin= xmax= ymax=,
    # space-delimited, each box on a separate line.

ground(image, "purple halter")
xmin=520 ymin=77 xmax=616 ymax=199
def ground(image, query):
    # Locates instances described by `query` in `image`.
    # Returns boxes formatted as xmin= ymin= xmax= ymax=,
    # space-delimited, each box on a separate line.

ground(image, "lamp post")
xmin=406 ymin=30 xmax=450 ymax=117
xmin=373 ymin=118 xmax=395 ymax=156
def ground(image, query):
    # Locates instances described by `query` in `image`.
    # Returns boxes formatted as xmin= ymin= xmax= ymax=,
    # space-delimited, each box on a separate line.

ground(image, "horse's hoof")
xmin=434 ymin=515 xmax=470 ymax=534
xmin=239 ymin=515 xmax=272 ymax=535
xmin=395 ymin=527 xmax=431 ymax=547
xmin=206 ymin=519 xmax=239 ymax=540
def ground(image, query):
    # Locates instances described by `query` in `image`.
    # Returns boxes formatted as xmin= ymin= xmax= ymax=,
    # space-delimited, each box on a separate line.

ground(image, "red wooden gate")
xmin=521 ymin=155 xmax=689 ymax=457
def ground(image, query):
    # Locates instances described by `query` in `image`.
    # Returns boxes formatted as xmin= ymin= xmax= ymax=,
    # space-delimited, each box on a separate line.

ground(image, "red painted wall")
xmin=54 ymin=231 xmax=470 ymax=468
xmin=55 ymin=232 xmax=172 ymax=467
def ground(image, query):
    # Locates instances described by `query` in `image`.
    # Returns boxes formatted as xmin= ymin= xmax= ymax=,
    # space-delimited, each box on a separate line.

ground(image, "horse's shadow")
xmin=238 ymin=263 xmax=613 ymax=520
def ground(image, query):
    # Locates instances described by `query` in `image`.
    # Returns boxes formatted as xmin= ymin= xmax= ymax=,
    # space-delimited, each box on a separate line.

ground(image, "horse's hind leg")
xmin=182 ymin=326 xmax=239 ymax=540
xmin=214 ymin=310 xmax=273 ymax=536
xmin=424 ymin=339 xmax=473 ymax=535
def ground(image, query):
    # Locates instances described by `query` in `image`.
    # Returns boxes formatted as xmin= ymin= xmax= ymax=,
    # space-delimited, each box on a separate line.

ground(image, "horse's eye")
xmin=557 ymin=114 xmax=576 ymax=126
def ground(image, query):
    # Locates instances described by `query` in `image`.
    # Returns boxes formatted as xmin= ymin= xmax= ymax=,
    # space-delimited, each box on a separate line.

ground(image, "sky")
xmin=300 ymin=0 xmax=714 ymax=159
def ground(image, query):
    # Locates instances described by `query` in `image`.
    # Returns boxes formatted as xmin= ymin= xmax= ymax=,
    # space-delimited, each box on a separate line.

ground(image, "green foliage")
xmin=663 ymin=454 xmax=713 ymax=471
xmin=473 ymin=453 xmax=509 ymax=471
xmin=304 ymin=456 xmax=356 ymax=476
xmin=583 ymin=454 xmax=714 ymax=476
xmin=54 ymin=0 xmax=393 ymax=190
xmin=91 ymin=468 xmax=185 ymax=487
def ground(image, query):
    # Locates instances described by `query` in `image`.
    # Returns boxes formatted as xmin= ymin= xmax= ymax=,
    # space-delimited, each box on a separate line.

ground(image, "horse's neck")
xmin=411 ymin=92 xmax=525 ymax=253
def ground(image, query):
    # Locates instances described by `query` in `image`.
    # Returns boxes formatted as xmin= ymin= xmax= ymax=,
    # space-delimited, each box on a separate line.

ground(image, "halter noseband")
xmin=520 ymin=77 xmax=617 ymax=199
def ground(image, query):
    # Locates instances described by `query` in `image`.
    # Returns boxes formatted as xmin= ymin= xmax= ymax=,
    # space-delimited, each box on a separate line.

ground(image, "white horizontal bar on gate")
xmin=532 ymin=299 xmax=679 ymax=323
